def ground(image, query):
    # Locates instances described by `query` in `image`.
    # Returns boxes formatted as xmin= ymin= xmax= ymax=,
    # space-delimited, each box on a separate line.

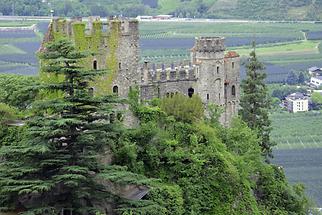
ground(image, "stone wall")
xmin=41 ymin=18 xmax=240 ymax=126
xmin=141 ymin=37 xmax=240 ymax=126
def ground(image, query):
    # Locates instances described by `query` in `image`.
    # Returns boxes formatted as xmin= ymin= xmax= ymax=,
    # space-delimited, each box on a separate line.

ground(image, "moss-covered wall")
xmin=39 ymin=18 xmax=126 ymax=96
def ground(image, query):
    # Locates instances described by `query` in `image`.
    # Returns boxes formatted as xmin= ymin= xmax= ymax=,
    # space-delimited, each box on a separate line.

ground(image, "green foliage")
xmin=269 ymin=84 xmax=307 ymax=100
xmin=0 ymin=39 xmax=149 ymax=214
xmin=146 ymin=183 xmax=184 ymax=215
xmin=0 ymin=74 xmax=38 ymax=110
xmin=240 ymin=49 xmax=274 ymax=160
xmin=160 ymin=94 xmax=204 ymax=123
xmin=312 ymin=92 xmax=322 ymax=104
xmin=0 ymin=103 xmax=26 ymax=148
xmin=0 ymin=0 xmax=320 ymax=20
xmin=286 ymin=71 xmax=299 ymax=85
xmin=111 ymin=93 xmax=312 ymax=215
xmin=0 ymin=103 xmax=16 ymax=122
xmin=255 ymin=165 xmax=311 ymax=215
xmin=310 ymin=92 xmax=322 ymax=110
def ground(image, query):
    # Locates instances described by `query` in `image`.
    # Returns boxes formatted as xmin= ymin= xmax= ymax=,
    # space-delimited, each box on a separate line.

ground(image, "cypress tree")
xmin=0 ymin=39 xmax=144 ymax=214
xmin=240 ymin=48 xmax=273 ymax=161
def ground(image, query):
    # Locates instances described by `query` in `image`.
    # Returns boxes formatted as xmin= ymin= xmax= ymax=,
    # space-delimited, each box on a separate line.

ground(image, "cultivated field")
xmin=273 ymin=148 xmax=322 ymax=207
xmin=0 ymin=20 xmax=47 ymax=75
xmin=271 ymin=112 xmax=322 ymax=206
xmin=271 ymin=111 xmax=322 ymax=150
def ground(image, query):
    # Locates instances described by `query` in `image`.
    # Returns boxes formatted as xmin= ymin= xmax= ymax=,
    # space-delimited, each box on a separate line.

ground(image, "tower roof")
xmin=225 ymin=51 xmax=239 ymax=58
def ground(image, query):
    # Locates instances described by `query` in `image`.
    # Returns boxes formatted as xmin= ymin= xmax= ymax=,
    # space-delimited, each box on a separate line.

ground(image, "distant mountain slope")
xmin=155 ymin=0 xmax=322 ymax=20
xmin=0 ymin=0 xmax=321 ymax=20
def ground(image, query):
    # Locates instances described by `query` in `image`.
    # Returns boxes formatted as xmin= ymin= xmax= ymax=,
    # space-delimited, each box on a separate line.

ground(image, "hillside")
xmin=0 ymin=0 xmax=322 ymax=20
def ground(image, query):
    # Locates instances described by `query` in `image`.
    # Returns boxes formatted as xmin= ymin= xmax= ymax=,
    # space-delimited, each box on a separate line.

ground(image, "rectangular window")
xmin=207 ymin=94 xmax=209 ymax=100
xmin=216 ymin=66 xmax=219 ymax=74
xmin=232 ymin=62 xmax=235 ymax=69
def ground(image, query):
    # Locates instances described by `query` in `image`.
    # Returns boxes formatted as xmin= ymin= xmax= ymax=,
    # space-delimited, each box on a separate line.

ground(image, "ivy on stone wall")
xmin=40 ymin=19 xmax=122 ymax=96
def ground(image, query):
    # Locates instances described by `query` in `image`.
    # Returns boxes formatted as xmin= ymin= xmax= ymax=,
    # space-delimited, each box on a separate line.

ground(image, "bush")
xmin=160 ymin=94 xmax=204 ymax=123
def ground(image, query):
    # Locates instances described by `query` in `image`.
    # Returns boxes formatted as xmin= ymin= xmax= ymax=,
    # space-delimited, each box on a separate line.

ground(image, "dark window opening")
xmin=188 ymin=88 xmax=194 ymax=98
xmin=216 ymin=66 xmax=219 ymax=74
xmin=207 ymin=94 xmax=209 ymax=100
xmin=232 ymin=62 xmax=235 ymax=69
xmin=93 ymin=60 xmax=98 ymax=70
xmin=232 ymin=85 xmax=236 ymax=96
xmin=110 ymin=113 xmax=115 ymax=123
xmin=219 ymin=93 xmax=221 ymax=100
xmin=113 ymin=85 xmax=119 ymax=96
xmin=119 ymin=62 xmax=121 ymax=70
xmin=166 ymin=92 xmax=170 ymax=97
xmin=62 ymin=209 xmax=72 ymax=215
xmin=117 ymin=113 xmax=123 ymax=121
xmin=224 ymin=83 xmax=228 ymax=99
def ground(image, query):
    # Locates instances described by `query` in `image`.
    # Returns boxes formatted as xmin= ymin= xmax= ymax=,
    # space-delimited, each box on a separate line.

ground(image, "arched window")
xmin=188 ymin=88 xmax=194 ymax=98
xmin=207 ymin=94 xmax=210 ymax=100
xmin=113 ymin=85 xmax=119 ymax=96
xmin=232 ymin=85 xmax=236 ymax=96
xmin=93 ymin=60 xmax=98 ymax=70
xmin=110 ymin=113 xmax=115 ymax=123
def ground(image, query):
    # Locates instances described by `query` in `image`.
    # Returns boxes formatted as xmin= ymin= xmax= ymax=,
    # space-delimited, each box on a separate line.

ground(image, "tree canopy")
xmin=240 ymin=49 xmax=274 ymax=160
xmin=0 ymin=0 xmax=321 ymax=20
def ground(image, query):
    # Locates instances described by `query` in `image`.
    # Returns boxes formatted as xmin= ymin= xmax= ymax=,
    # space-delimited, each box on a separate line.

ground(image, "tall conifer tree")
xmin=240 ymin=47 xmax=273 ymax=160
xmin=0 ymin=39 xmax=144 ymax=214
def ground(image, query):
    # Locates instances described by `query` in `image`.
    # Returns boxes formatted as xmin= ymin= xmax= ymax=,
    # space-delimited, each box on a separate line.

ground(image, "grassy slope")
xmin=231 ymin=40 xmax=320 ymax=57
xmin=155 ymin=0 xmax=320 ymax=20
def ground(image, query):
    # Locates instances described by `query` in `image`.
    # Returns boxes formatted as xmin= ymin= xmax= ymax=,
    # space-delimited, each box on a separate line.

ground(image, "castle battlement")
xmin=192 ymin=37 xmax=225 ymax=53
xmin=51 ymin=16 xmax=139 ymax=39
xmin=141 ymin=61 xmax=197 ymax=83
xmin=41 ymin=16 xmax=240 ymax=126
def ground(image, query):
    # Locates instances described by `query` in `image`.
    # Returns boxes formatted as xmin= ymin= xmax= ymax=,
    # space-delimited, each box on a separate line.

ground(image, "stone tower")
xmin=191 ymin=37 xmax=226 ymax=106
xmin=190 ymin=37 xmax=240 ymax=125
xmin=40 ymin=16 xmax=140 ymax=98
xmin=223 ymin=51 xmax=240 ymax=125
xmin=40 ymin=18 xmax=240 ymax=126
xmin=112 ymin=19 xmax=140 ymax=98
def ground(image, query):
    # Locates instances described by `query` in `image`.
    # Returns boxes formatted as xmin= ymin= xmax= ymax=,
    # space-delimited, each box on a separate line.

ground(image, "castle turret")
xmin=224 ymin=51 xmax=240 ymax=125
xmin=192 ymin=37 xmax=226 ymax=106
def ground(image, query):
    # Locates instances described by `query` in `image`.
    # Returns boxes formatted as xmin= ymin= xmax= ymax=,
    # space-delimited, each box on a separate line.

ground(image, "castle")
xmin=40 ymin=17 xmax=240 ymax=126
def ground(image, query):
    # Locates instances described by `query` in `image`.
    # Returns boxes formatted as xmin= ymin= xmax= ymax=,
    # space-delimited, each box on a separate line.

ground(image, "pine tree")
xmin=240 ymin=48 xmax=273 ymax=161
xmin=298 ymin=72 xmax=305 ymax=84
xmin=0 ymin=39 xmax=146 ymax=214
xmin=286 ymin=71 xmax=298 ymax=85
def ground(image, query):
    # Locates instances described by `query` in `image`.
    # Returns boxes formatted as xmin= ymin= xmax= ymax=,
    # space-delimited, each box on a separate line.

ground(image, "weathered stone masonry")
xmin=41 ymin=17 xmax=240 ymax=126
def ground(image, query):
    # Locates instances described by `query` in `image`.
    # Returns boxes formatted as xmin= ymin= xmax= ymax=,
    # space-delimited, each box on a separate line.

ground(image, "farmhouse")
xmin=285 ymin=92 xmax=309 ymax=113
xmin=310 ymin=76 xmax=322 ymax=88
xmin=308 ymin=66 xmax=322 ymax=75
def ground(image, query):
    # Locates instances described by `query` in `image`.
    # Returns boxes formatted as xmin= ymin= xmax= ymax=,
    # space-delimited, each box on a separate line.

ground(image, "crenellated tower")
xmin=191 ymin=37 xmax=226 ymax=106
xmin=40 ymin=17 xmax=240 ymax=126
xmin=41 ymin=16 xmax=140 ymax=98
